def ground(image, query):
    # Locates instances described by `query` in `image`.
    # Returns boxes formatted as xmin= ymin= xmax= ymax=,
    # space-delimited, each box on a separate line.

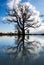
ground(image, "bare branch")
xmin=3 ymin=1 xmax=42 ymax=34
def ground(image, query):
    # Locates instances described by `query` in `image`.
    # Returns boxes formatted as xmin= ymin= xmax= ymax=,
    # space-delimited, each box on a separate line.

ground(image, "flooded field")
xmin=0 ymin=35 xmax=44 ymax=65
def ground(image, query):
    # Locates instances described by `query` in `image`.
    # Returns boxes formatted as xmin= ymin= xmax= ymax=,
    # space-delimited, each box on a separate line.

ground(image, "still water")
xmin=0 ymin=35 xmax=44 ymax=65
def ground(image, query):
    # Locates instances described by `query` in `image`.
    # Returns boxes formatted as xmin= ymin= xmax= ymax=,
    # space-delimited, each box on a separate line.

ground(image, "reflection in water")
xmin=4 ymin=35 xmax=41 ymax=65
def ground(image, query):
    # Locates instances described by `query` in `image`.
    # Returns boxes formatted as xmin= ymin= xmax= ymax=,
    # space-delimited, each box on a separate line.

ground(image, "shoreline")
xmin=0 ymin=33 xmax=44 ymax=36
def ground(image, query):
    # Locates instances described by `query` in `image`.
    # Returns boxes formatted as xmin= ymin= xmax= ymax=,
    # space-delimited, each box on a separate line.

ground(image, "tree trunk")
xmin=22 ymin=21 xmax=25 ymax=50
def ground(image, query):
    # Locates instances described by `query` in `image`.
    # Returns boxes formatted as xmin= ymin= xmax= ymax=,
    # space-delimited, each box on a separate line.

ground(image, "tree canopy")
xmin=3 ymin=0 xmax=42 ymax=34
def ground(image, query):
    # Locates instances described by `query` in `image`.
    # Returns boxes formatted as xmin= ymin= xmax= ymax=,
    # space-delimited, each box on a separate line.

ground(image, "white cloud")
xmin=7 ymin=0 xmax=21 ymax=9
xmin=30 ymin=22 xmax=44 ymax=34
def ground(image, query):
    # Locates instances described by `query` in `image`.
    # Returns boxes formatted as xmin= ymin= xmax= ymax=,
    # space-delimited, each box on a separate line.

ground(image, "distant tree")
xmin=3 ymin=1 xmax=42 ymax=35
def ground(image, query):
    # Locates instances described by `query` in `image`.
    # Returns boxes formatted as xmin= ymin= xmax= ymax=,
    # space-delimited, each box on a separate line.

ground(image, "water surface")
xmin=0 ymin=35 xmax=44 ymax=65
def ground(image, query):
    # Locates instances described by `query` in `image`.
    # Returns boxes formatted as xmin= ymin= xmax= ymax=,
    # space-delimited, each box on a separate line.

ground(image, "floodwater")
xmin=0 ymin=35 xmax=44 ymax=65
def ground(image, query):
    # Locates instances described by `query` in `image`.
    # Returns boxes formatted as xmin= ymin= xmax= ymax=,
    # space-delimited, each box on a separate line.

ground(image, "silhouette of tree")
xmin=3 ymin=2 xmax=42 ymax=35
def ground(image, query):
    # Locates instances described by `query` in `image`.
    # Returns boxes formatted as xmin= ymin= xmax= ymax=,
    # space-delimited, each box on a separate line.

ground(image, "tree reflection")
xmin=5 ymin=35 xmax=41 ymax=65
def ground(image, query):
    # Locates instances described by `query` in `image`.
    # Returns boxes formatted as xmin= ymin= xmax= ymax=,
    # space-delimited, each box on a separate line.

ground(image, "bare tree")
xmin=3 ymin=1 xmax=42 ymax=35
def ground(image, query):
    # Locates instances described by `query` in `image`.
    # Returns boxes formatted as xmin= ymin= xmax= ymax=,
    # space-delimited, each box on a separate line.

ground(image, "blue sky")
xmin=0 ymin=0 xmax=44 ymax=33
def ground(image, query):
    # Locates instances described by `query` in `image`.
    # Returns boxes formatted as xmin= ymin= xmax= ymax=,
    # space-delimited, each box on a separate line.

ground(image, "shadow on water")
xmin=4 ymin=35 xmax=41 ymax=65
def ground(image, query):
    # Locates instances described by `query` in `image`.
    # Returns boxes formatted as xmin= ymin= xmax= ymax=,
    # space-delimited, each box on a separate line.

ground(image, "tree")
xmin=3 ymin=1 xmax=42 ymax=35
xmin=4 ymin=1 xmax=42 ymax=61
